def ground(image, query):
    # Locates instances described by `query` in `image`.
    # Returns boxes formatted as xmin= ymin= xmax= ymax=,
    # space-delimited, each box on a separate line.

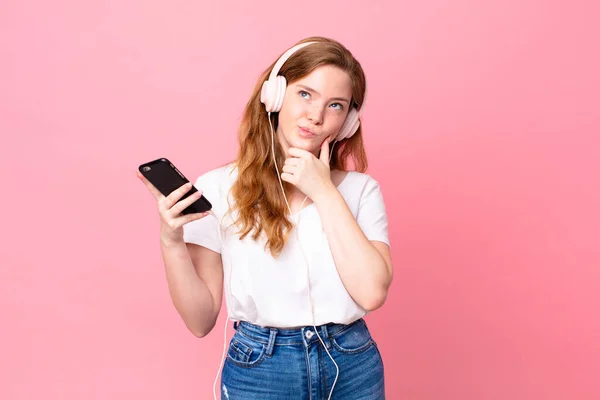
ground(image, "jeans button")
xmin=305 ymin=330 xmax=314 ymax=339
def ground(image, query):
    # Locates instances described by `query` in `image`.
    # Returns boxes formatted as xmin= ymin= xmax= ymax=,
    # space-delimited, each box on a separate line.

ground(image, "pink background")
xmin=1 ymin=0 xmax=599 ymax=399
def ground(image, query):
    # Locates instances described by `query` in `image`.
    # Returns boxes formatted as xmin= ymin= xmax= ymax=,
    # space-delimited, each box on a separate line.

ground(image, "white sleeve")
xmin=182 ymin=172 xmax=222 ymax=254
xmin=356 ymin=178 xmax=390 ymax=247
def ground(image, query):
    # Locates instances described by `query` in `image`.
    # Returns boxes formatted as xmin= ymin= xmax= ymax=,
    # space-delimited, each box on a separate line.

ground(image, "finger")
xmin=288 ymin=147 xmax=312 ymax=159
xmin=282 ymin=164 xmax=297 ymax=174
xmin=169 ymin=190 xmax=204 ymax=217
xmin=164 ymin=182 xmax=193 ymax=209
xmin=284 ymin=157 xmax=301 ymax=166
xmin=280 ymin=172 xmax=295 ymax=184
xmin=319 ymin=137 xmax=330 ymax=164
xmin=178 ymin=210 xmax=211 ymax=226
xmin=136 ymin=171 xmax=164 ymax=200
xmin=168 ymin=211 xmax=211 ymax=231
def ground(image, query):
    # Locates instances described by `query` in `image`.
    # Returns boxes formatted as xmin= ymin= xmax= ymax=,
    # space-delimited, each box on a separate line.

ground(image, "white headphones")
xmin=260 ymin=41 xmax=365 ymax=142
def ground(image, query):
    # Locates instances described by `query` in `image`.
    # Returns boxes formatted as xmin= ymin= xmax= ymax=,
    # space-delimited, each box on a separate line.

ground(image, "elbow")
xmin=360 ymin=287 xmax=389 ymax=312
xmin=360 ymin=270 xmax=393 ymax=312
xmin=359 ymin=253 xmax=393 ymax=312
xmin=189 ymin=325 xmax=212 ymax=338
xmin=185 ymin=318 xmax=216 ymax=338
xmin=174 ymin=303 xmax=218 ymax=338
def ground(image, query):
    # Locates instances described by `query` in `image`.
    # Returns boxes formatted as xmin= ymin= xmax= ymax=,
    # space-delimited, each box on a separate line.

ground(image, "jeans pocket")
xmin=331 ymin=319 xmax=375 ymax=355
xmin=226 ymin=332 xmax=267 ymax=368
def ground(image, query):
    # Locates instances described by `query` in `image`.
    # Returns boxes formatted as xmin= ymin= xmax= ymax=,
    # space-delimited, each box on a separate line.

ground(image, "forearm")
xmin=160 ymin=238 xmax=216 ymax=337
xmin=314 ymin=186 xmax=392 ymax=311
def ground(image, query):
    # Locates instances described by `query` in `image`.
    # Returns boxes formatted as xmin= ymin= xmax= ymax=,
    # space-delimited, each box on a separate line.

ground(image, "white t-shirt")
xmin=183 ymin=162 xmax=390 ymax=328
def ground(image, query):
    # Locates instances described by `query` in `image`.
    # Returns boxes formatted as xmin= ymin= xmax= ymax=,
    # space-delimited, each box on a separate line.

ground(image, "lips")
xmin=298 ymin=126 xmax=317 ymax=137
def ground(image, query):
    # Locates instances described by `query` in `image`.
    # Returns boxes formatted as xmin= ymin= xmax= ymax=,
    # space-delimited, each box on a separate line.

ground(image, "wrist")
xmin=312 ymin=182 xmax=339 ymax=205
xmin=160 ymin=231 xmax=185 ymax=249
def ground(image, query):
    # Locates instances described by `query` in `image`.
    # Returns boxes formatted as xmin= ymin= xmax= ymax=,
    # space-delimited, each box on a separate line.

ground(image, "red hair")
xmin=227 ymin=36 xmax=368 ymax=257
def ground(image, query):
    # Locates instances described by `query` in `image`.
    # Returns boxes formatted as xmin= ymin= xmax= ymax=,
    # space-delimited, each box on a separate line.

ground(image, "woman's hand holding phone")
xmin=136 ymin=171 xmax=210 ymax=246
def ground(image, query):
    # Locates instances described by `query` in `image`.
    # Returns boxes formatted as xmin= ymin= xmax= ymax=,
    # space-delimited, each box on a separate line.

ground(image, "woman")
xmin=137 ymin=36 xmax=393 ymax=400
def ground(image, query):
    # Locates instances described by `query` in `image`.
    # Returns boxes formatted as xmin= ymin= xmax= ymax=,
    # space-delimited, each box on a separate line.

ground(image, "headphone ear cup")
xmin=336 ymin=108 xmax=360 ymax=141
xmin=261 ymin=76 xmax=287 ymax=112
xmin=261 ymin=80 xmax=276 ymax=112
xmin=273 ymin=75 xmax=287 ymax=112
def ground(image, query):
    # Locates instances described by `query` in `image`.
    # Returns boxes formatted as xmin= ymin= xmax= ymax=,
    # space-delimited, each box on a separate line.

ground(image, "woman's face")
xmin=276 ymin=65 xmax=353 ymax=156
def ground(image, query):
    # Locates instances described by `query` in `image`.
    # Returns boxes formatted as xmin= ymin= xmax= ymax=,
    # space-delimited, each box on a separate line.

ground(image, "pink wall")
xmin=1 ymin=1 xmax=599 ymax=399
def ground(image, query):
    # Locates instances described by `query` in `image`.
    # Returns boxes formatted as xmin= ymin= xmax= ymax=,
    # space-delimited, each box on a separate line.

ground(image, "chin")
xmin=292 ymin=137 xmax=320 ymax=152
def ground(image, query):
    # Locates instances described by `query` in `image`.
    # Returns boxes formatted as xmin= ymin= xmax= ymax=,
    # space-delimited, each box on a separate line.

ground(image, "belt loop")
xmin=265 ymin=328 xmax=278 ymax=357
xmin=320 ymin=324 xmax=332 ymax=350
xmin=233 ymin=321 xmax=238 ymax=330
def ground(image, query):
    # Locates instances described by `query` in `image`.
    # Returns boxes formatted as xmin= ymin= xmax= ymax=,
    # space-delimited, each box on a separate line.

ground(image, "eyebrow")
xmin=297 ymin=85 xmax=350 ymax=104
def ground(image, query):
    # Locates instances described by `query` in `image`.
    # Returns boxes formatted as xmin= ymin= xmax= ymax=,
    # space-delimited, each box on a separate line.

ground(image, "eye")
xmin=299 ymin=90 xmax=310 ymax=99
xmin=330 ymin=102 xmax=343 ymax=110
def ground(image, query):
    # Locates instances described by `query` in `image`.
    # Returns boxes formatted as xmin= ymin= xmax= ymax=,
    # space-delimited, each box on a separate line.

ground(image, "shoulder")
xmin=332 ymin=170 xmax=385 ymax=213
xmin=193 ymin=162 xmax=237 ymax=189
xmin=192 ymin=162 xmax=238 ymax=215
xmin=192 ymin=162 xmax=237 ymax=200
xmin=342 ymin=170 xmax=383 ymax=195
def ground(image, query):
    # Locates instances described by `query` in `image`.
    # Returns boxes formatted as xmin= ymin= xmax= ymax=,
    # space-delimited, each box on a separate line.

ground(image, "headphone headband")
xmin=268 ymin=41 xmax=316 ymax=82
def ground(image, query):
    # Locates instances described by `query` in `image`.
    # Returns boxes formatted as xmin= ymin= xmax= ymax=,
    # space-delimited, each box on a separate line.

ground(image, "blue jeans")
xmin=220 ymin=318 xmax=385 ymax=399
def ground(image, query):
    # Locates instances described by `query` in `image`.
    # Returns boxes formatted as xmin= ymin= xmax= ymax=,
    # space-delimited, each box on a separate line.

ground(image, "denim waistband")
xmin=233 ymin=318 xmax=365 ymax=349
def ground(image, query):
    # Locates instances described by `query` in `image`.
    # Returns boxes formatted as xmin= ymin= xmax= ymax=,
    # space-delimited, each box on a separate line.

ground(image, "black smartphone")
xmin=138 ymin=158 xmax=212 ymax=214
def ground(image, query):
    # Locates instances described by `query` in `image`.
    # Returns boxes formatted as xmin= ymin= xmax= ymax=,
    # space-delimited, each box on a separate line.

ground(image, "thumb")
xmin=320 ymin=137 xmax=330 ymax=164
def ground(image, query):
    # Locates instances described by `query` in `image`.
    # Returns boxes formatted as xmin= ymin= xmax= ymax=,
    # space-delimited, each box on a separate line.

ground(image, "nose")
xmin=307 ymin=103 xmax=324 ymax=125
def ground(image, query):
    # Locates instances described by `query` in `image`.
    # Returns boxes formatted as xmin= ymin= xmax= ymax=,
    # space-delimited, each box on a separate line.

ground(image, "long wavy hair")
xmin=227 ymin=36 xmax=368 ymax=257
